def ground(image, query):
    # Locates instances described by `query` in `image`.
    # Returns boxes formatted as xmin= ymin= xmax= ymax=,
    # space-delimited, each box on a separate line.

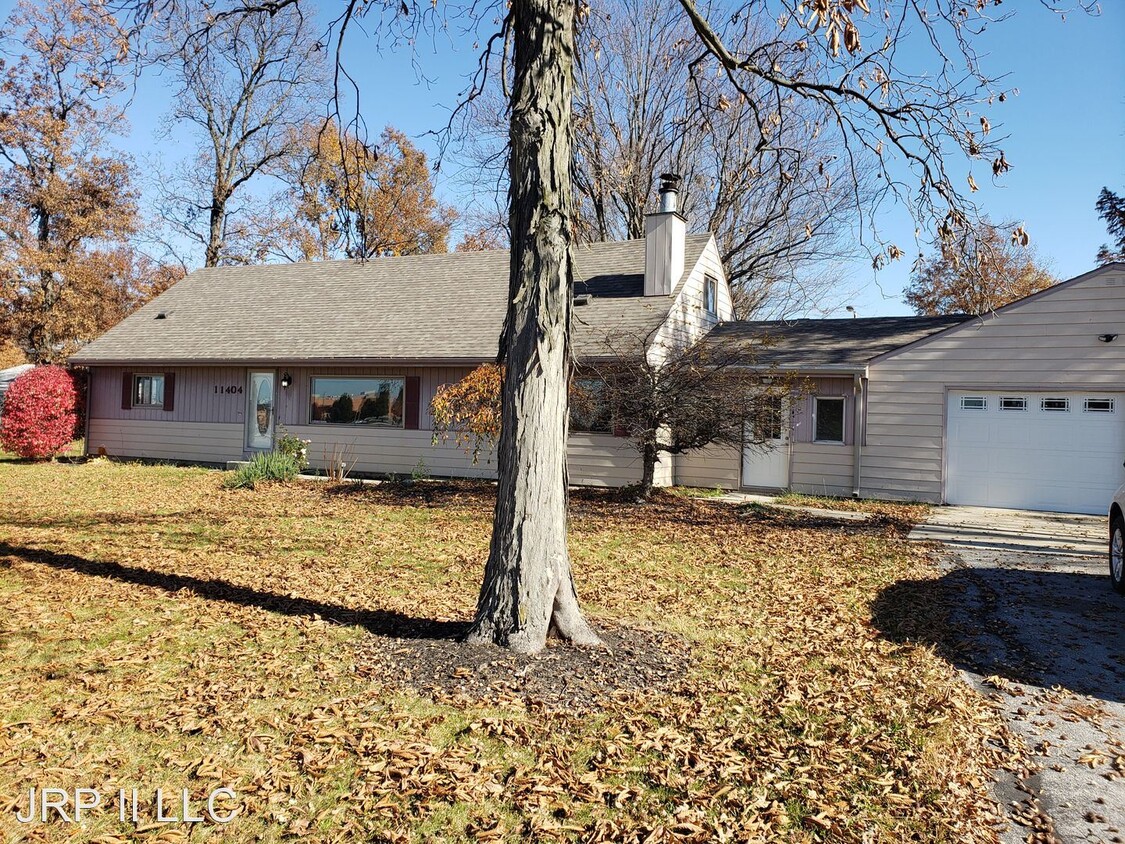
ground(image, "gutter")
xmin=66 ymin=355 xmax=498 ymax=368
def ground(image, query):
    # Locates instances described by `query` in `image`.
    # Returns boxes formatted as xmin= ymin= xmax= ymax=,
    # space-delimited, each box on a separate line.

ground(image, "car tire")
xmin=1111 ymin=511 xmax=1125 ymax=595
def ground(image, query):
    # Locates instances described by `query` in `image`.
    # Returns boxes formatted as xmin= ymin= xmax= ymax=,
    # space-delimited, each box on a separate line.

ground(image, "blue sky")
xmin=2 ymin=0 xmax=1122 ymax=317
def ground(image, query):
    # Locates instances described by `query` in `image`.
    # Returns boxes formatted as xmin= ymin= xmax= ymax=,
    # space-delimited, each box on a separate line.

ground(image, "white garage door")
xmin=946 ymin=391 xmax=1125 ymax=514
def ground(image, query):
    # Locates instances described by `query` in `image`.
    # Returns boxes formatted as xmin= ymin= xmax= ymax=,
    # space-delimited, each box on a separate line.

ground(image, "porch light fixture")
xmin=1098 ymin=334 xmax=1118 ymax=343
xmin=280 ymin=372 xmax=292 ymax=388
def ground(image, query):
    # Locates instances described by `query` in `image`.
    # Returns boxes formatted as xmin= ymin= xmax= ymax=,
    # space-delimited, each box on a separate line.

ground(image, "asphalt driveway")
xmin=905 ymin=507 xmax=1125 ymax=843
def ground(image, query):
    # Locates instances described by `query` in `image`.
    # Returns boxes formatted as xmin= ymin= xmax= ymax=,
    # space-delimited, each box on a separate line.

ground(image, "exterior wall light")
xmin=280 ymin=372 xmax=292 ymax=388
xmin=1098 ymin=334 xmax=1118 ymax=343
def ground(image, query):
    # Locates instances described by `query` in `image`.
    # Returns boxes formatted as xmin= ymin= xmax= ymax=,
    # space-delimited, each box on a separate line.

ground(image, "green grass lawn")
xmin=0 ymin=461 xmax=1014 ymax=842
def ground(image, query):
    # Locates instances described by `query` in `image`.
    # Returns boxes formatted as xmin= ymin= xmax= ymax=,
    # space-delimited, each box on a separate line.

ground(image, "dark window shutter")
xmin=121 ymin=372 xmax=134 ymax=410
xmin=163 ymin=372 xmax=175 ymax=412
xmin=404 ymin=376 xmax=421 ymax=430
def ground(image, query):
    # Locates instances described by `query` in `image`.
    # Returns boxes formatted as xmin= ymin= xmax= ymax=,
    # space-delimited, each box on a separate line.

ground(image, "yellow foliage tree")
xmin=905 ymin=222 xmax=1057 ymax=316
xmin=430 ymin=364 xmax=503 ymax=463
xmin=0 ymin=0 xmax=176 ymax=363
xmin=276 ymin=122 xmax=457 ymax=261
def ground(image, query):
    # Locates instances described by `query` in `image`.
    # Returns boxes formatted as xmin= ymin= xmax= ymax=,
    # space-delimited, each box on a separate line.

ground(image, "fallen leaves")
xmin=0 ymin=461 xmax=1018 ymax=842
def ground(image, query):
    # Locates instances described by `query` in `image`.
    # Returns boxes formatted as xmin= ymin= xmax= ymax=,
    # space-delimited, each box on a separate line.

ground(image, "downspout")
xmin=851 ymin=372 xmax=863 ymax=497
xmin=81 ymin=366 xmax=92 ymax=458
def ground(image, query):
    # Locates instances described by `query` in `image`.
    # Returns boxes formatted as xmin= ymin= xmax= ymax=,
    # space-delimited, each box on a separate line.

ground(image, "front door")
xmin=247 ymin=371 xmax=276 ymax=450
xmin=741 ymin=398 xmax=790 ymax=489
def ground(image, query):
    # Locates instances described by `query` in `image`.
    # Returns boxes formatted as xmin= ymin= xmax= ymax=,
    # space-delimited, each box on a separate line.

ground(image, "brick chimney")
xmin=644 ymin=173 xmax=686 ymax=297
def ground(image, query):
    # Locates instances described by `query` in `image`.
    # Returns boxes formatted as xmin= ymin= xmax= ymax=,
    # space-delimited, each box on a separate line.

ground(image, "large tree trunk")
xmin=464 ymin=0 xmax=601 ymax=654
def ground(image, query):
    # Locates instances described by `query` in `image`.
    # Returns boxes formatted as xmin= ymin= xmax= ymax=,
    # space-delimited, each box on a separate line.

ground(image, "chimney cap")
xmin=656 ymin=173 xmax=683 ymax=214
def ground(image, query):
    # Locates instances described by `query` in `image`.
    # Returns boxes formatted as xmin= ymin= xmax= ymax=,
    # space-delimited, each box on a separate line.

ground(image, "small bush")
xmin=276 ymin=426 xmax=310 ymax=470
xmin=224 ymin=451 xmax=300 ymax=489
xmin=0 ymin=366 xmax=79 ymax=459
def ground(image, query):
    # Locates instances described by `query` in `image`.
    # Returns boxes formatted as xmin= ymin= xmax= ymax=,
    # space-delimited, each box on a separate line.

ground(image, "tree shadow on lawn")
xmin=0 ymin=541 xmax=468 ymax=641
xmin=1 ymin=541 xmax=690 ymax=709
xmin=871 ymin=565 xmax=1125 ymax=704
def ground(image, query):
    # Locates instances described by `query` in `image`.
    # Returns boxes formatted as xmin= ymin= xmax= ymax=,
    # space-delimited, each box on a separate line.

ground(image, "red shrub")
xmin=0 ymin=366 xmax=80 ymax=459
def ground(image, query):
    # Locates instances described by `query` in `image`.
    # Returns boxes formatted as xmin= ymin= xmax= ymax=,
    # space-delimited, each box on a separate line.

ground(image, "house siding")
xmin=86 ymin=364 xmax=659 ymax=485
xmin=650 ymin=236 xmax=735 ymax=355
xmin=862 ymin=266 xmax=1125 ymax=503
xmin=88 ymin=418 xmax=245 ymax=463
xmin=675 ymin=443 xmax=740 ymax=489
xmin=90 ymin=366 xmax=249 ymax=423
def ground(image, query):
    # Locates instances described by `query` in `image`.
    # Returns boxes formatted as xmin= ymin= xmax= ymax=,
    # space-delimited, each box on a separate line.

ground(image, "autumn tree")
xmin=569 ymin=0 xmax=859 ymax=314
xmin=152 ymin=3 xmax=327 ymax=267
xmin=431 ymin=364 xmax=503 ymax=462
xmin=456 ymin=0 xmax=860 ymax=317
xmin=0 ymin=340 xmax=28 ymax=369
xmin=455 ymin=226 xmax=506 ymax=253
xmin=435 ymin=351 xmax=798 ymax=501
xmin=128 ymin=0 xmax=1087 ymax=654
xmin=904 ymin=222 xmax=1056 ymax=316
xmin=1095 ymin=188 xmax=1125 ymax=265
xmin=0 ymin=0 xmax=172 ymax=364
xmin=273 ymin=122 xmax=456 ymax=260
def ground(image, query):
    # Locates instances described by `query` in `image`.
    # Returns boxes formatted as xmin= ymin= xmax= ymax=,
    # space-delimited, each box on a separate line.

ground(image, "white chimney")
xmin=644 ymin=173 xmax=686 ymax=297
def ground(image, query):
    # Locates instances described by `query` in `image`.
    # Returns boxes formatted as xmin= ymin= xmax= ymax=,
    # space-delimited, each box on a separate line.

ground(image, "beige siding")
xmin=88 ymin=418 xmax=244 ymax=463
xmin=675 ymin=443 xmax=740 ymax=489
xmin=864 ymin=266 xmax=1125 ymax=503
xmin=286 ymin=424 xmax=495 ymax=479
xmin=791 ymin=442 xmax=854 ymax=497
xmin=568 ymin=433 xmax=657 ymax=487
xmin=650 ymin=236 xmax=735 ymax=357
xmin=86 ymin=417 xmax=653 ymax=487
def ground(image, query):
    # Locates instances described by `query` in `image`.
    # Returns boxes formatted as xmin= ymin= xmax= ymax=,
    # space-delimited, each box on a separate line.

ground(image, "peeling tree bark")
xmin=464 ymin=0 xmax=602 ymax=654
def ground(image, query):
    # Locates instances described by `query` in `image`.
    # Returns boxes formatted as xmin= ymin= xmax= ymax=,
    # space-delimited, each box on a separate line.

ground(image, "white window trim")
xmin=999 ymin=396 xmax=1028 ymax=411
xmin=1084 ymin=397 xmax=1116 ymax=413
xmin=132 ymin=373 xmax=165 ymax=408
xmin=960 ymin=396 xmax=987 ymax=411
xmin=703 ymin=276 xmax=718 ymax=318
xmin=812 ymin=396 xmax=846 ymax=444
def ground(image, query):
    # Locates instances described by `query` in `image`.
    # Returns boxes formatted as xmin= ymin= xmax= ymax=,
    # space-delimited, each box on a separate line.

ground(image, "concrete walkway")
xmin=714 ymin=492 xmax=870 ymax=522
xmin=909 ymin=506 xmax=1124 ymax=843
xmin=909 ymin=505 xmax=1104 ymax=557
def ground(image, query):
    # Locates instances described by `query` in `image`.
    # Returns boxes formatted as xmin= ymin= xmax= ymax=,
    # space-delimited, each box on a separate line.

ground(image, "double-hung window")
xmin=703 ymin=276 xmax=718 ymax=317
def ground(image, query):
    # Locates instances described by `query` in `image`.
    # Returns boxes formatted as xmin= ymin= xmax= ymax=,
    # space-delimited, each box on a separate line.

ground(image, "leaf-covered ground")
xmin=0 ymin=461 xmax=1019 ymax=842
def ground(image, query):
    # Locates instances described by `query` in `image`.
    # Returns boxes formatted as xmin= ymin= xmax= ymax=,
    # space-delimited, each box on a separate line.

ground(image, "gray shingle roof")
xmin=704 ymin=315 xmax=975 ymax=369
xmin=70 ymin=235 xmax=713 ymax=366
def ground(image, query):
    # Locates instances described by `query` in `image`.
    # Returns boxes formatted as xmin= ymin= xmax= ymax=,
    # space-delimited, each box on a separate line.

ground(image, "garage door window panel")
xmin=1000 ymin=396 xmax=1027 ymax=411
xmin=960 ymin=396 xmax=987 ymax=411
xmin=1085 ymin=398 xmax=1115 ymax=413
xmin=1041 ymin=397 xmax=1070 ymax=412
xmin=813 ymin=397 xmax=845 ymax=443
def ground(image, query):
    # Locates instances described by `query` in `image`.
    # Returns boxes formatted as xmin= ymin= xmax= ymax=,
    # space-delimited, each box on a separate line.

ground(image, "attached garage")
xmin=945 ymin=391 xmax=1125 ymax=514
xmin=863 ymin=262 xmax=1125 ymax=514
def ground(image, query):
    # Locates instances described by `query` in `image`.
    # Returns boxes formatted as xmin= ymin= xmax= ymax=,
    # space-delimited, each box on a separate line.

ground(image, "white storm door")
xmin=247 ymin=371 xmax=276 ymax=450
xmin=742 ymin=398 xmax=790 ymax=489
